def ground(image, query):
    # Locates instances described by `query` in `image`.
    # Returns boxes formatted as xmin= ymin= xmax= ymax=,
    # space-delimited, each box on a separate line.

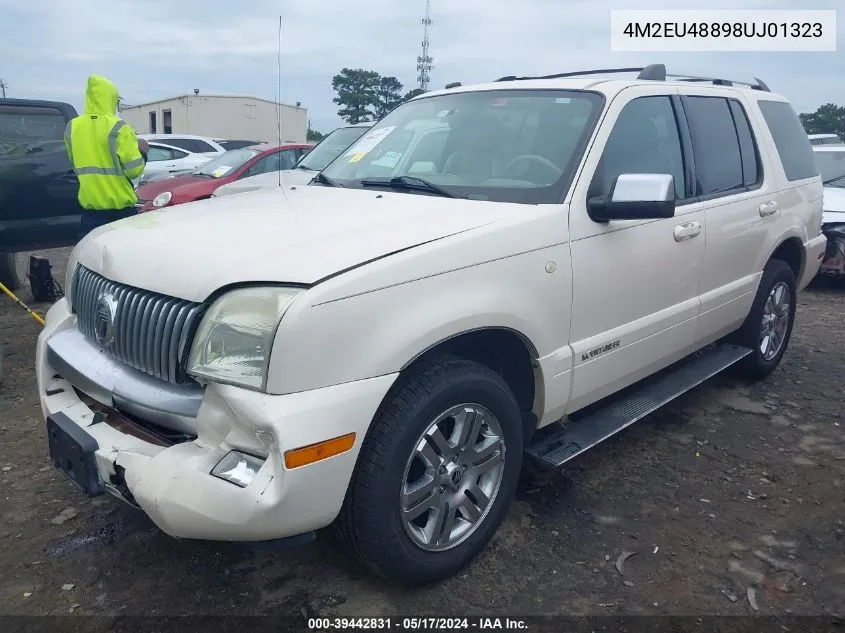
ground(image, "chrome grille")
xmin=72 ymin=266 xmax=205 ymax=384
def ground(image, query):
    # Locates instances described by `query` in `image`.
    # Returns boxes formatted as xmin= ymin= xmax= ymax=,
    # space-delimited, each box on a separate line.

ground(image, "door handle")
xmin=674 ymin=221 xmax=701 ymax=242
xmin=759 ymin=200 xmax=779 ymax=217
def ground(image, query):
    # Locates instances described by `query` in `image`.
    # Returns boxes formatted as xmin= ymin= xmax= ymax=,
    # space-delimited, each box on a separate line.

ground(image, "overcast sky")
xmin=1 ymin=0 xmax=842 ymax=134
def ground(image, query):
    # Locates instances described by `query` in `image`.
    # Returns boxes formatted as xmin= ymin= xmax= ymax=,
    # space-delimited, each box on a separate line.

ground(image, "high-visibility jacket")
xmin=64 ymin=75 xmax=145 ymax=211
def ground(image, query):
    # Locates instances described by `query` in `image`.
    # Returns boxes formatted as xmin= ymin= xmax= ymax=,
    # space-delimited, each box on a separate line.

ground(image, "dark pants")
xmin=78 ymin=207 xmax=137 ymax=241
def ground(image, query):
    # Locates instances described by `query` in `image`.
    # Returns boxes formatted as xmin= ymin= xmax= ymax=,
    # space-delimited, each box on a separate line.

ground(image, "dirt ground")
xmin=1 ymin=247 xmax=844 ymax=619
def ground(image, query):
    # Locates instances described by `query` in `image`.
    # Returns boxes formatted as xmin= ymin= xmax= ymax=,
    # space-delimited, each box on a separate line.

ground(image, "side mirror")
xmin=588 ymin=173 xmax=676 ymax=222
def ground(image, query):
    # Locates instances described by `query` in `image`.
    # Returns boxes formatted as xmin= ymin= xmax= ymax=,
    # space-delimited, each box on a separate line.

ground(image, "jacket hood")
xmin=84 ymin=75 xmax=119 ymax=116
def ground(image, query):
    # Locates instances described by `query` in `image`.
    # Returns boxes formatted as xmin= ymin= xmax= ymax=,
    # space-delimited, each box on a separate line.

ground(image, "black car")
xmin=0 ymin=98 xmax=83 ymax=289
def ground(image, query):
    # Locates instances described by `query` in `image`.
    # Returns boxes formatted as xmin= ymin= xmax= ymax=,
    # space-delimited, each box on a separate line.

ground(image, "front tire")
xmin=731 ymin=258 xmax=797 ymax=380
xmin=336 ymin=356 xmax=524 ymax=585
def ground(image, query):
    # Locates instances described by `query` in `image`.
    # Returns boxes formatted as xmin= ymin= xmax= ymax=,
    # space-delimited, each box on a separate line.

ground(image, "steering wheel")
xmin=502 ymin=154 xmax=562 ymax=182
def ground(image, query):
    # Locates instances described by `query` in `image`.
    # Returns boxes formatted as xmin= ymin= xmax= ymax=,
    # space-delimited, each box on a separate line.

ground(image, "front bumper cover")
xmin=36 ymin=298 xmax=398 ymax=542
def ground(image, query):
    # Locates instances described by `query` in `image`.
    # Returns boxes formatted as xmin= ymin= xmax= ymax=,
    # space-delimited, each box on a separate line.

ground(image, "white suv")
xmin=37 ymin=64 xmax=826 ymax=585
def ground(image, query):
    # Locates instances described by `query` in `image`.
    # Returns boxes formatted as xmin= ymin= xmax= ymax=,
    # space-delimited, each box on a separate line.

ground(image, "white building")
xmin=119 ymin=93 xmax=308 ymax=144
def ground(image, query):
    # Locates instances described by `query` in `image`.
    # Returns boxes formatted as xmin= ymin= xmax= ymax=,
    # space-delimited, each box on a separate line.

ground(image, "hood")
xmin=823 ymin=186 xmax=845 ymax=224
xmin=74 ymin=186 xmax=524 ymax=302
xmin=213 ymin=169 xmax=313 ymax=197
xmin=136 ymin=175 xmax=221 ymax=201
xmin=84 ymin=74 xmax=119 ymax=116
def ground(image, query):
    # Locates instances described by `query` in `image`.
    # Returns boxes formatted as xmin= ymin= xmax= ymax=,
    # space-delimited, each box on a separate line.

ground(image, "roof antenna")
xmin=277 ymin=15 xmax=283 ymax=188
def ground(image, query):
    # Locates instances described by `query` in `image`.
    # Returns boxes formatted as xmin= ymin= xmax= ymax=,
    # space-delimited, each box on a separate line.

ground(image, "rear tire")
xmin=730 ymin=258 xmax=797 ymax=380
xmin=336 ymin=356 xmax=523 ymax=585
xmin=0 ymin=251 xmax=20 ymax=291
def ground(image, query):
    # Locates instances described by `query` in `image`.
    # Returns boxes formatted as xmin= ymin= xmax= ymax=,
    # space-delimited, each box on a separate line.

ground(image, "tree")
xmin=374 ymin=76 xmax=404 ymax=118
xmin=331 ymin=68 xmax=381 ymax=123
xmin=799 ymin=103 xmax=845 ymax=140
xmin=403 ymin=88 xmax=426 ymax=101
xmin=404 ymin=88 xmax=426 ymax=101
xmin=307 ymin=128 xmax=324 ymax=142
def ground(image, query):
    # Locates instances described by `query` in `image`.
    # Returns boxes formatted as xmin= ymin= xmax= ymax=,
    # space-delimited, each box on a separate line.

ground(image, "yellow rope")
xmin=0 ymin=281 xmax=46 ymax=327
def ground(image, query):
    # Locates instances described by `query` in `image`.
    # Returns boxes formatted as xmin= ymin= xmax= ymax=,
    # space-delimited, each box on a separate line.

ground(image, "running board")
xmin=526 ymin=344 xmax=753 ymax=467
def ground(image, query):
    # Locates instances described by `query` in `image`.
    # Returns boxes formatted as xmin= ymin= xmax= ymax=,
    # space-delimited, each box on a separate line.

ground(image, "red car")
xmin=135 ymin=143 xmax=313 ymax=212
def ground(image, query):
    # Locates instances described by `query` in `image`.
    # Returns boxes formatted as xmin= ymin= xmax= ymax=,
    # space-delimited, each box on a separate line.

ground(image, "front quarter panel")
xmin=265 ymin=209 xmax=573 ymax=398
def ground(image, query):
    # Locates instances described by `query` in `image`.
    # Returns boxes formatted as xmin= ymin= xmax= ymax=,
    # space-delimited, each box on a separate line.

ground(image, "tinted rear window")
xmin=684 ymin=96 xmax=744 ymax=196
xmin=161 ymin=138 xmax=217 ymax=154
xmin=728 ymin=100 xmax=761 ymax=188
xmin=758 ymin=100 xmax=818 ymax=181
xmin=219 ymin=140 xmax=260 ymax=150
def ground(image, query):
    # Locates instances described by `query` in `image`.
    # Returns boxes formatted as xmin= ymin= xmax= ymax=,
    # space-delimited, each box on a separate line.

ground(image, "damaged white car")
xmin=813 ymin=144 xmax=845 ymax=277
xmin=37 ymin=65 xmax=825 ymax=585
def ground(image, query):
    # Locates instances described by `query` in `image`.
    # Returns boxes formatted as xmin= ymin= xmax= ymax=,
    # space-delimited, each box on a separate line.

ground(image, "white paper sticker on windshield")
xmin=344 ymin=126 xmax=396 ymax=159
xmin=371 ymin=151 xmax=402 ymax=168
xmin=211 ymin=166 xmax=231 ymax=178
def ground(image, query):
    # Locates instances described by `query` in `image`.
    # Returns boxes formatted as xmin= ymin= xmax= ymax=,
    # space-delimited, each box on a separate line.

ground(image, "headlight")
xmin=152 ymin=191 xmax=172 ymax=208
xmin=187 ymin=286 xmax=302 ymax=391
xmin=65 ymin=257 xmax=79 ymax=311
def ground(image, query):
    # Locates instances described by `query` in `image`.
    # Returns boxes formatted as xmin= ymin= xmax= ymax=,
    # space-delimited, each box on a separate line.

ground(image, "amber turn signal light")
xmin=284 ymin=433 xmax=356 ymax=469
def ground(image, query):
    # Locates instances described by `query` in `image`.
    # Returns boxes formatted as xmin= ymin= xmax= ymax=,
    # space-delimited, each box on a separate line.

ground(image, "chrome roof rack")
xmin=495 ymin=63 xmax=770 ymax=92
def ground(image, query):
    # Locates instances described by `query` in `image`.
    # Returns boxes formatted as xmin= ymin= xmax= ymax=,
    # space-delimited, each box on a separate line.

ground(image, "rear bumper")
xmin=37 ymin=299 xmax=398 ymax=542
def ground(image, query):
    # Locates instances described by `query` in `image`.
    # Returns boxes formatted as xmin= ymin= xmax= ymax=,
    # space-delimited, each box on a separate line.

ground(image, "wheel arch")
xmin=399 ymin=327 xmax=543 ymax=444
xmin=767 ymin=235 xmax=804 ymax=282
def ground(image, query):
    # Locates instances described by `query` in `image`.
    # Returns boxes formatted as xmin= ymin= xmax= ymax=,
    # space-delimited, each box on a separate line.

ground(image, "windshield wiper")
xmin=359 ymin=175 xmax=463 ymax=199
xmin=296 ymin=164 xmax=315 ymax=171
xmin=312 ymin=172 xmax=343 ymax=187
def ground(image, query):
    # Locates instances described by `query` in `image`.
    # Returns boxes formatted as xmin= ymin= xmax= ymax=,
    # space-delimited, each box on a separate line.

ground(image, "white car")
xmin=137 ymin=141 xmax=212 ymax=185
xmin=212 ymin=123 xmax=373 ymax=198
xmin=813 ymin=144 xmax=845 ymax=276
xmin=138 ymin=134 xmax=226 ymax=157
xmin=808 ymin=133 xmax=843 ymax=146
xmin=37 ymin=64 xmax=825 ymax=585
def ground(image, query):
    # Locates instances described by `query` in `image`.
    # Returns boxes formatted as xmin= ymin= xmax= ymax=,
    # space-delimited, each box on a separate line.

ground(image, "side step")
xmin=526 ymin=343 xmax=753 ymax=467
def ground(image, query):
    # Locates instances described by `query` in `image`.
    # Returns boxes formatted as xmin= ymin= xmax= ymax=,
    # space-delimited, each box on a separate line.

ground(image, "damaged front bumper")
xmin=819 ymin=224 xmax=845 ymax=277
xmin=36 ymin=298 xmax=397 ymax=543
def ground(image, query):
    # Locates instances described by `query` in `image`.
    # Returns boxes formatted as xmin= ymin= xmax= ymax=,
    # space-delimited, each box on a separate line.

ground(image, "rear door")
xmin=0 ymin=100 xmax=82 ymax=250
xmin=674 ymin=90 xmax=775 ymax=345
xmin=145 ymin=145 xmax=183 ymax=174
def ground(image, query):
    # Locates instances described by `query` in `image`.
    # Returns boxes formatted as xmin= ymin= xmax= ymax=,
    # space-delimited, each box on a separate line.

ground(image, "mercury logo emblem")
xmin=94 ymin=293 xmax=118 ymax=348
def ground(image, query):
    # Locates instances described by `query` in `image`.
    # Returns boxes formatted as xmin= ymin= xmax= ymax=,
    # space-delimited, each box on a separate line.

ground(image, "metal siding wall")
xmin=118 ymin=97 xmax=307 ymax=141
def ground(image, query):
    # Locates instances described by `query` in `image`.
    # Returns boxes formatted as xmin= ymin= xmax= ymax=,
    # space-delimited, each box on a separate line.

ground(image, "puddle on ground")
xmin=47 ymin=522 xmax=126 ymax=556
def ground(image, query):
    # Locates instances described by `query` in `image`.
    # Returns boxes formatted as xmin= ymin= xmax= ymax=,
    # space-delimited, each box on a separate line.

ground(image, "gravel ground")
xmin=1 ymin=247 xmax=843 ymax=619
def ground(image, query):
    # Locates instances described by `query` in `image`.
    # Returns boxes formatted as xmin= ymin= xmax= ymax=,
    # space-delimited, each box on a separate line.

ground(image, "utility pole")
xmin=0 ymin=79 xmax=8 ymax=99
xmin=416 ymin=0 xmax=433 ymax=92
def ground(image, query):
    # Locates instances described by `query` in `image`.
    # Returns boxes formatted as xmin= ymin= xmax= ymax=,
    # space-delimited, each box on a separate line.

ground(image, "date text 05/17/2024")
xmin=307 ymin=617 xmax=528 ymax=630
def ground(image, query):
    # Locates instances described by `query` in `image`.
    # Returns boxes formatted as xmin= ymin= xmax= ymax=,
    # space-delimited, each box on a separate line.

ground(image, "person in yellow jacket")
xmin=64 ymin=74 xmax=148 ymax=239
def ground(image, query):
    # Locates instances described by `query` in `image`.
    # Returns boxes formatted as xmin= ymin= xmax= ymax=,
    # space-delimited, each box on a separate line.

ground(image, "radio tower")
xmin=416 ymin=0 xmax=433 ymax=92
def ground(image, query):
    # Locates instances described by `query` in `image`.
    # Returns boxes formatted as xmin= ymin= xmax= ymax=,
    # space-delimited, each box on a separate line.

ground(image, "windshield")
xmin=193 ymin=148 xmax=261 ymax=178
xmin=320 ymin=89 xmax=604 ymax=204
xmin=815 ymin=149 xmax=845 ymax=187
xmin=297 ymin=126 xmax=371 ymax=172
